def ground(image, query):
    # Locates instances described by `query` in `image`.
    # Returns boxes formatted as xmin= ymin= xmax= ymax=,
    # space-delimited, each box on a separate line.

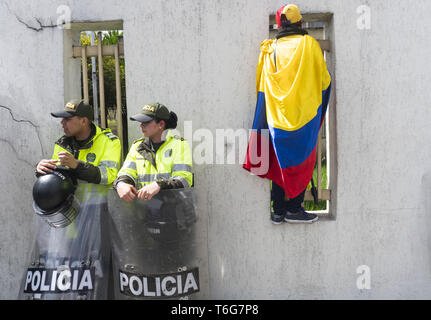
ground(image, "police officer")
xmin=36 ymin=99 xmax=121 ymax=193
xmin=28 ymin=99 xmax=122 ymax=300
xmin=114 ymin=103 xmax=193 ymax=202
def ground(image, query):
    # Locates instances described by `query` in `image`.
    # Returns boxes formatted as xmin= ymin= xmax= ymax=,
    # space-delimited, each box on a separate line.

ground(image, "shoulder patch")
xmin=103 ymin=131 xmax=119 ymax=141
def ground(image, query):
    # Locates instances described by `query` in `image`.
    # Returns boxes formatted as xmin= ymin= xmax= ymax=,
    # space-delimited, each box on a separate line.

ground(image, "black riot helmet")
xmin=32 ymin=168 xmax=79 ymax=228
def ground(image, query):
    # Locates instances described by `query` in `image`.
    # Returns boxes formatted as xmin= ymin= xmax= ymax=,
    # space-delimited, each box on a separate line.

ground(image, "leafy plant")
xmin=304 ymin=162 xmax=328 ymax=211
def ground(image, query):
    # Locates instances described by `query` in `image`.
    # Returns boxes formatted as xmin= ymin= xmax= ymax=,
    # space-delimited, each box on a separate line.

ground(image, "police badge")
xmin=86 ymin=153 xmax=96 ymax=162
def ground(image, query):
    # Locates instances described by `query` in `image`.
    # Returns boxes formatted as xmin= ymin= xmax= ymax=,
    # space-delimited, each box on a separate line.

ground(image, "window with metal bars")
xmin=64 ymin=21 xmax=128 ymax=162
xmin=269 ymin=13 xmax=336 ymax=217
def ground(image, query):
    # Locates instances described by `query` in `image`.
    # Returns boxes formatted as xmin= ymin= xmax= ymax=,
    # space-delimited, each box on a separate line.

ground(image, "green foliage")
xmin=100 ymin=30 xmax=122 ymax=45
xmin=304 ymin=163 xmax=328 ymax=211
xmin=80 ymin=31 xmax=126 ymax=121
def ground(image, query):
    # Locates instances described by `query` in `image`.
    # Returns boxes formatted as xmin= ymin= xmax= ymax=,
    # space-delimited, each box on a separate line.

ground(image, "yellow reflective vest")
xmin=52 ymin=125 xmax=121 ymax=203
xmin=117 ymin=130 xmax=193 ymax=189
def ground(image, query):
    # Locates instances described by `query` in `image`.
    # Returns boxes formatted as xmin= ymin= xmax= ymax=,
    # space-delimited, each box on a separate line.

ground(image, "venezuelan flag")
xmin=244 ymin=35 xmax=332 ymax=198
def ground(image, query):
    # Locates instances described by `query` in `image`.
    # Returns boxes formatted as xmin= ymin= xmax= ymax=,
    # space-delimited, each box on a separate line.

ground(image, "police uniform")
xmin=50 ymin=100 xmax=122 ymax=202
xmin=110 ymin=104 xmax=196 ymax=298
xmin=114 ymin=103 xmax=193 ymax=190
xmin=23 ymin=100 xmax=122 ymax=300
xmin=52 ymin=124 xmax=121 ymax=202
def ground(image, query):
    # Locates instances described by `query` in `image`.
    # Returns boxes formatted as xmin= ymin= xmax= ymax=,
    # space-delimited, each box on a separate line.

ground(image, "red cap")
xmin=276 ymin=5 xmax=286 ymax=28
xmin=276 ymin=4 xmax=303 ymax=28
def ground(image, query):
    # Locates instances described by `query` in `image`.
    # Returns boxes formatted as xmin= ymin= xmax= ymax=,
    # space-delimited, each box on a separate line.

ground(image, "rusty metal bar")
xmin=90 ymin=32 xmax=99 ymax=126
xmin=318 ymin=40 xmax=330 ymax=52
xmin=81 ymin=46 xmax=89 ymax=103
xmin=72 ymin=43 xmax=125 ymax=58
xmin=114 ymin=41 xmax=124 ymax=162
xmin=304 ymin=189 xmax=331 ymax=201
xmin=97 ymin=32 xmax=106 ymax=128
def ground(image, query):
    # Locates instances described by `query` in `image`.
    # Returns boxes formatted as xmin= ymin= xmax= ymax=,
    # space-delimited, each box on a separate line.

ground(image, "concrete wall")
xmin=1 ymin=0 xmax=431 ymax=299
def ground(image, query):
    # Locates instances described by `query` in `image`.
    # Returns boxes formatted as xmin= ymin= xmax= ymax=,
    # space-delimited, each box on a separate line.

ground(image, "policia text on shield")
xmin=114 ymin=103 xmax=194 ymax=201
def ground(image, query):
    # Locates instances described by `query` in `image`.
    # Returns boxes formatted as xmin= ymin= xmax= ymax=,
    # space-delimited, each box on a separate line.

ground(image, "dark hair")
xmin=156 ymin=111 xmax=178 ymax=130
xmin=280 ymin=15 xmax=302 ymax=29
xmin=289 ymin=21 xmax=303 ymax=28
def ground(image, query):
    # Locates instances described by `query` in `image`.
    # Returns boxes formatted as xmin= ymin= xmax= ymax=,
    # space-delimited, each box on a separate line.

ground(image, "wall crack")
xmin=15 ymin=16 xmax=62 ymax=32
xmin=0 ymin=104 xmax=45 ymax=157
xmin=0 ymin=138 xmax=35 ymax=168
xmin=4 ymin=2 xmax=63 ymax=32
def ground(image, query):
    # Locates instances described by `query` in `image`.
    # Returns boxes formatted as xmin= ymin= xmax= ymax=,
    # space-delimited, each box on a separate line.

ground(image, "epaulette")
xmin=103 ymin=130 xmax=119 ymax=141
xmin=133 ymin=138 xmax=144 ymax=144
xmin=173 ymin=135 xmax=185 ymax=141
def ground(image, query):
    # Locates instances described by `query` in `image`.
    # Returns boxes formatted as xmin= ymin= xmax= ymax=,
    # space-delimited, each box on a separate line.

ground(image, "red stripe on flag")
xmin=243 ymin=131 xmax=317 ymax=198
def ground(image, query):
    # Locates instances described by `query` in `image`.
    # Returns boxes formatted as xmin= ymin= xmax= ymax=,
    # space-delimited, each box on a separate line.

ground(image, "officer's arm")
xmin=75 ymin=161 xmax=101 ymax=184
xmin=97 ymin=138 xmax=122 ymax=185
xmin=157 ymin=139 xmax=193 ymax=190
xmin=35 ymin=145 xmax=64 ymax=176
xmin=73 ymin=135 xmax=121 ymax=185
xmin=114 ymin=175 xmax=136 ymax=188
xmin=156 ymin=177 xmax=185 ymax=189
xmin=114 ymin=144 xmax=139 ymax=189
xmin=47 ymin=144 xmax=102 ymax=183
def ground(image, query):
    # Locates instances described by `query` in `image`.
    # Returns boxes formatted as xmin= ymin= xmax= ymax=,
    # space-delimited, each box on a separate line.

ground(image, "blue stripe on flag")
xmin=252 ymin=92 xmax=268 ymax=132
xmin=269 ymin=85 xmax=331 ymax=168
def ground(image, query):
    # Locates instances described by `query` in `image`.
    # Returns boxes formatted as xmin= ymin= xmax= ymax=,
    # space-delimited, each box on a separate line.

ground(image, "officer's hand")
xmin=57 ymin=152 xmax=78 ymax=169
xmin=116 ymin=182 xmax=138 ymax=203
xmin=36 ymin=159 xmax=57 ymax=174
xmin=137 ymin=182 xmax=161 ymax=201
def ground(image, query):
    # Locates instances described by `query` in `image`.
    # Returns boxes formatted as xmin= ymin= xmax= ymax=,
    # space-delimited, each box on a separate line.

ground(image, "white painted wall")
xmin=1 ymin=0 xmax=431 ymax=299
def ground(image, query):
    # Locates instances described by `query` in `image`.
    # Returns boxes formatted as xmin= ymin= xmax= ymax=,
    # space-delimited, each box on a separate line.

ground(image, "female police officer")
xmin=114 ymin=103 xmax=193 ymax=202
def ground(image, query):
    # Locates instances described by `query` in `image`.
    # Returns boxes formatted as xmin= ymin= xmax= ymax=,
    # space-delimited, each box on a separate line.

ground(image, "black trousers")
xmin=271 ymin=181 xmax=306 ymax=214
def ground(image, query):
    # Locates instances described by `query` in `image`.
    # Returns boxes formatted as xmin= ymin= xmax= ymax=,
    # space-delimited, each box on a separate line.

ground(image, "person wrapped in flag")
xmin=243 ymin=4 xmax=332 ymax=224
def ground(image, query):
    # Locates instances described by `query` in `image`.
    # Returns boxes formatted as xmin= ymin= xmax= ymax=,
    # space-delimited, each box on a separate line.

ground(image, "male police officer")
xmin=29 ymin=99 xmax=121 ymax=299
xmin=36 ymin=99 xmax=121 ymax=192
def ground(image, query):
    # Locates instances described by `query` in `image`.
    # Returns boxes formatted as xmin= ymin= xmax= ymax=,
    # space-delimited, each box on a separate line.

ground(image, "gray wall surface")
xmin=1 ymin=0 xmax=431 ymax=299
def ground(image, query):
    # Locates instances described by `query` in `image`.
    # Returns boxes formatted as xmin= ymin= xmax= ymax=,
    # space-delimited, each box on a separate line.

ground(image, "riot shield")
xmin=18 ymin=195 xmax=112 ymax=300
xmin=108 ymin=188 xmax=206 ymax=300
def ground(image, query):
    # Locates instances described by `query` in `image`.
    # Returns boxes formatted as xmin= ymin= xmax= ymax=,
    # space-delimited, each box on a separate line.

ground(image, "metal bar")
xmin=73 ymin=43 xmax=125 ymax=58
xmin=305 ymin=189 xmax=331 ymax=201
xmin=81 ymin=46 xmax=89 ymax=103
xmin=97 ymin=32 xmax=106 ymax=128
xmin=90 ymin=32 xmax=99 ymax=126
xmin=114 ymin=41 xmax=124 ymax=162
xmin=317 ymin=129 xmax=322 ymax=199
xmin=318 ymin=40 xmax=330 ymax=52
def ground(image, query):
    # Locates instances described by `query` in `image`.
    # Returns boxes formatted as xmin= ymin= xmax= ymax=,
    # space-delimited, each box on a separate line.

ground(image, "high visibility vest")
xmin=118 ymin=130 xmax=193 ymax=189
xmin=51 ymin=125 xmax=122 ymax=203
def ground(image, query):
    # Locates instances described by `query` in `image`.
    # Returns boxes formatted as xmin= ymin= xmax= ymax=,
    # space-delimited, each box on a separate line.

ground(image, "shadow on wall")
xmin=421 ymin=172 xmax=431 ymax=270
